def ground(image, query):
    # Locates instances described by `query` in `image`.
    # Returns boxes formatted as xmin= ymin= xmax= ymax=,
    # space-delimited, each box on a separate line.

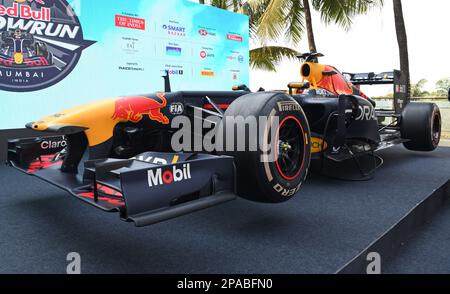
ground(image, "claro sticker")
xmin=0 ymin=0 xmax=95 ymax=92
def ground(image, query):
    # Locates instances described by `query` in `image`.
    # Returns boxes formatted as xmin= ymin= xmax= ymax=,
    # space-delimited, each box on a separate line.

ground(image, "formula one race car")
xmin=0 ymin=29 xmax=53 ymax=67
xmin=7 ymin=53 xmax=442 ymax=226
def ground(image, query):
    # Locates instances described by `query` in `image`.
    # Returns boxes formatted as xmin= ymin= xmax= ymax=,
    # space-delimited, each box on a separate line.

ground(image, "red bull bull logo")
xmin=112 ymin=93 xmax=170 ymax=125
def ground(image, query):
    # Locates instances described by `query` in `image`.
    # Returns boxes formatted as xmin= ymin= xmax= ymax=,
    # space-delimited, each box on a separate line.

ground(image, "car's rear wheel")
xmin=401 ymin=102 xmax=441 ymax=151
xmin=36 ymin=42 xmax=49 ymax=58
xmin=216 ymin=92 xmax=311 ymax=203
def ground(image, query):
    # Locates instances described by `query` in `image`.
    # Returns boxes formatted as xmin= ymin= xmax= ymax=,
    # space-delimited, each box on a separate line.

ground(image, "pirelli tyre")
xmin=216 ymin=92 xmax=311 ymax=203
xmin=35 ymin=42 xmax=53 ymax=63
xmin=401 ymin=102 xmax=441 ymax=151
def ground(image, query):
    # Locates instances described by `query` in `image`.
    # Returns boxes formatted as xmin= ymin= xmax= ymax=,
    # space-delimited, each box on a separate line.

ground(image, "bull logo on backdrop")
xmin=0 ymin=0 xmax=95 ymax=92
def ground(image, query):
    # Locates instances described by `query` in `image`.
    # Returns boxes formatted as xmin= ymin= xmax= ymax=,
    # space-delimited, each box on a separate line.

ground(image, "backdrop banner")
xmin=0 ymin=0 xmax=249 ymax=129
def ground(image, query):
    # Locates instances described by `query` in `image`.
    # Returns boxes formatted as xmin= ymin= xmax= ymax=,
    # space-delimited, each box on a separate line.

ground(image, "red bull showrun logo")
xmin=0 ymin=0 xmax=95 ymax=92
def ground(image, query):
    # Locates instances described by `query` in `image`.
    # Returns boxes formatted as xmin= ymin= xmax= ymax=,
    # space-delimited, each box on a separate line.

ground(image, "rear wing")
xmin=343 ymin=70 xmax=410 ymax=114
xmin=344 ymin=72 xmax=395 ymax=85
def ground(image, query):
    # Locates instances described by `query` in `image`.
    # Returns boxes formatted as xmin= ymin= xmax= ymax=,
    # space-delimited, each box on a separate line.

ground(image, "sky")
xmin=247 ymin=0 xmax=450 ymax=97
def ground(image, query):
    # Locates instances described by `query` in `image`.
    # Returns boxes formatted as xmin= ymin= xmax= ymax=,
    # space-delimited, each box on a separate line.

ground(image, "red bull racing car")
xmin=7 ymin=53 xmax=442 ymax=226
xmin=0 ymin=29 xmax=53 ymax=67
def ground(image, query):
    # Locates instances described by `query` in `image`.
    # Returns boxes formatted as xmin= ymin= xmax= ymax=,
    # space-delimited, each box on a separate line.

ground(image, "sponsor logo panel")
xmin=196 ymin=26 xmax=218 ymax=43
xmin=200 ymin=68 xmax=215 ymax=77
xmin=121 ymin=36 xmax=141 ymax=55
xmin=148 ymin=164 xmax=192 ymax=187
xmin=199 ymin=46 xmax=215 ymax=60
xmin=226 ymin=33 xmax=243 ymax=42
xmin=226 ymin=50 xmax=244 ymax=64
xmin=166 ymin=46 xmax=182 ymax=56
xmin=161 ymin=20 xmax=187 ymax=37
xmin=162 ymin=64 xmax=184 ymax=76
xmin=115 ymin=15 xmax=146 ymax=31
xmin=118 ymin=62 xmax=144 ymax=72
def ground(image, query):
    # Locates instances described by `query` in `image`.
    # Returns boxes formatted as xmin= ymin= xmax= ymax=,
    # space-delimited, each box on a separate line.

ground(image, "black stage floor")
xmin=383 ymin=200 xmax=450 ymax=274
xmin=0 ymin=146 xmax=449 ymax=274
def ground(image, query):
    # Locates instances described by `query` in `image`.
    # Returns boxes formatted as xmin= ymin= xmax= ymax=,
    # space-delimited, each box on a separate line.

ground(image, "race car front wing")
xmin=7 ymin=136 xmax=237 ymax=226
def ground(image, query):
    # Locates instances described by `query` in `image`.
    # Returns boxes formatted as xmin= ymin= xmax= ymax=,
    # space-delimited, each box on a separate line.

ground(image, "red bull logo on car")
xmin=112 ymin=93 xmax=170 ymax=125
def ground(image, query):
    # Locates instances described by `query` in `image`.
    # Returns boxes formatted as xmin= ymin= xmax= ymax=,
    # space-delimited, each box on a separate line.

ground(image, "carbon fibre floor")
xmin=0 ymin=146 xmax=449 ymax=274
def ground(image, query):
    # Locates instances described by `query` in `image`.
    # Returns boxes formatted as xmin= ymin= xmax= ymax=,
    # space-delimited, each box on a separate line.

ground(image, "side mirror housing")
xmin=287 ymin=82 xmax=310 ymax=95
xmin=232 ymin=84 xmax=251 ymax=92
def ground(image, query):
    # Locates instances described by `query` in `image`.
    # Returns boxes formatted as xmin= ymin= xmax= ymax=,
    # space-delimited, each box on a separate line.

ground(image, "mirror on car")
xmin=288 ymin=82 xmax=310 ymax=95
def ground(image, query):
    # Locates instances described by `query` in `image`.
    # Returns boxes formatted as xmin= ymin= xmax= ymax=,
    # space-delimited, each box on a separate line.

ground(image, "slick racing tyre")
xmin=401 ymin=102 xmax=441 ymax=151
xmin=216 ymin=92 xmax=311 ymax=203
xmin=36 ymin=42 xmax=51 ymax=62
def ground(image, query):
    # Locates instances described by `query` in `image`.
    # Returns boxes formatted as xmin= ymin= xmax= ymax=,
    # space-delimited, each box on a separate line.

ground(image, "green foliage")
xmin=208 ymin=0 xmax=242 ymax=11
xmin=250 ymin=46 xmax=299 ymax=71
xmin=312 ymin=0 xmax=383 ymax=30
xmin=411 ymin=78 xmax=428 ymax=97
xmin=376 ymin=77 xmax=450 ymax=98
xmin=435 ymin=78 xmax=450 ymax=97
xmin=254 ymin=0 xmax=383 ymax=44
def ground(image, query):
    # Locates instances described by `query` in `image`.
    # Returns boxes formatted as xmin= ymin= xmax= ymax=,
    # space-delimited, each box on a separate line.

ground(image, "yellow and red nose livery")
xmin=301 ymin=62 xmax=353 ymax=96
xmin=30 ymin=93 xmax=169 ymax=147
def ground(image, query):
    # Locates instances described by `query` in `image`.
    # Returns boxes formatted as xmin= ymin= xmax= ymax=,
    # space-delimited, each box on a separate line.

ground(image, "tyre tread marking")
xmin=263 ymin=109 xmax=277 ymax=182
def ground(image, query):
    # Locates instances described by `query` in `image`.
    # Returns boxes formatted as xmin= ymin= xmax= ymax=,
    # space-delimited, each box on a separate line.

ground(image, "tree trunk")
xmin=199 ymin=0 xmax=205 ymax=4
xmin=393 ymin=0 xmax=410 ymax=94
xmin=302 ymin=0 xmax=317 ymax=55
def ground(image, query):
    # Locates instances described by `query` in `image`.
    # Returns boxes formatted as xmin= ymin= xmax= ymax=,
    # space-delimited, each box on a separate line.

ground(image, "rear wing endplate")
xmin=344 ymin=70 xmax=410 ymax=114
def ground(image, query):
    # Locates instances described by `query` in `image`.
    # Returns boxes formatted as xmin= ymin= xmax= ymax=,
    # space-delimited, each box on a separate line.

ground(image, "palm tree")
xmin=255 ymin=0 xmax=384 ymax=58
xmin=200 ymin=0 xmax=300 ymax=71
xmin=393 ymin=0 xmax=410 ymax=93
xmin=209 ymin=0 xmax=242 ymax=12
xmin=302 ymin=0 xmax=317 ymax=54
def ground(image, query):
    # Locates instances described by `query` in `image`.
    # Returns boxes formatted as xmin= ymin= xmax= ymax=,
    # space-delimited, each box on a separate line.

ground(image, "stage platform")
xmin=0 ymin=146 xmax=449 ymax=274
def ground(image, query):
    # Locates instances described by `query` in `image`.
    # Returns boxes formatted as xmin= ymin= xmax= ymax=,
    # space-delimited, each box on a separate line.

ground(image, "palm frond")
xmin=255 ymin=0 xmax=289 ymax=43
xmin=312 ymin=0 xmax=383 ymax=30
xmin=250 ymin=46 xmax=299 ymax=72
xmin=284 ymin=0 xmax=305 ymax=44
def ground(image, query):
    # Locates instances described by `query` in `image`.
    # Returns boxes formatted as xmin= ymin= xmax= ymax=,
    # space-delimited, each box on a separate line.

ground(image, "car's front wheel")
xmin=216 ymin=92 xmax=311 ymax=203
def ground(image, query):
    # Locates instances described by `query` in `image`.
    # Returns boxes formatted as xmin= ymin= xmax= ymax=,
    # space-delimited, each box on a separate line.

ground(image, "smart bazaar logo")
xmin=0 ymin=0 xmax=95 ymax=92
xmin=162 ymin=23 xmax=186 ymax=37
